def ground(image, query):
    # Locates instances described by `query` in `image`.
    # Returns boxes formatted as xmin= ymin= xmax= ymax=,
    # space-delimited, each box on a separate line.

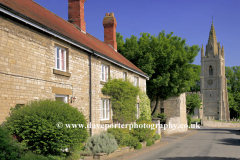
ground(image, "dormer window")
xmin=209 ymin=65 xmax=213 ymax=76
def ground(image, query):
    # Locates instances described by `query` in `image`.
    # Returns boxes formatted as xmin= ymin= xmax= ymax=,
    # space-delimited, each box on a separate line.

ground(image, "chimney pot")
xmin=105 ymin=13 xmax=110 ymax=16
xmin=110 ymin=12 xmax=114 ymax=17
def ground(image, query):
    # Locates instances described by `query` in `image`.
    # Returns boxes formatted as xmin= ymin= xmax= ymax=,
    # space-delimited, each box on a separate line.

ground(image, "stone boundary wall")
xmin=203 ymin=120 xmax=240 ymax=128
xmin=162 ymin=117 xmax=188 ymax=135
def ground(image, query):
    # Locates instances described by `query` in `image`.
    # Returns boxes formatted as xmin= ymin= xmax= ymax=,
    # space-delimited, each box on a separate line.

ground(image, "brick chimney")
xmin=68 ymin=0 xmax=86 ymax=33
xmin=103 ymin=13 xmax=117 ymax=51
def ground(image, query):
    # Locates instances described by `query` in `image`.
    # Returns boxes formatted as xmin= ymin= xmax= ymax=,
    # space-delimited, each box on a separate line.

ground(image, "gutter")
xmin=0 ymin=3 xmax=149 ymax=80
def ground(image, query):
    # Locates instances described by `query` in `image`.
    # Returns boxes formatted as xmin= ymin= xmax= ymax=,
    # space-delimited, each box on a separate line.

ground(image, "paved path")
xmin=128 ymin=127 xmax=240 ymax=160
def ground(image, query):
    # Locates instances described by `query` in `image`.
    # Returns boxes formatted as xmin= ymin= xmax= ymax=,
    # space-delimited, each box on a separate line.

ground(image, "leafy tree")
xmin=225 ymin=66 xmax=240 ymax=118
xmin=101 ymin=79 xmax=140 ymax=123
xmin=189 ymin=64 xmax=201 ymax=92
xmin=117 ymin=31 xmax=200 ymax=115
xmin=186 ymin=93 xmax=202 ymax=115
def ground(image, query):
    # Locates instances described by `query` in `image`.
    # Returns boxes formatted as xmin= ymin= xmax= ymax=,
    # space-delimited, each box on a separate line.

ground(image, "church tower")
xmin=200 ymin=21 xmax=230 ymax=121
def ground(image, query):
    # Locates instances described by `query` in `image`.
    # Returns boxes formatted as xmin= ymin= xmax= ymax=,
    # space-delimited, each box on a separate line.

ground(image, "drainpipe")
xmin=89 ymin=52 xmax=92 ymax=136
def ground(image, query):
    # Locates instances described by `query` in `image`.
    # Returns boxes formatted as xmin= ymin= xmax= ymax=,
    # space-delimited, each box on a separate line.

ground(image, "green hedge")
xmin=5 ymin=99 xmax=88 ymax=157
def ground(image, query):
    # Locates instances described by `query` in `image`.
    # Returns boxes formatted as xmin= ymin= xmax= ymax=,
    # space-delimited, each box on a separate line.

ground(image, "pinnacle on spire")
xmin=208 ymin=21 xmax=217 ymax=44
xmin=222 ymin=45 xmax=225 ymax=58
xmin=201 ymin=44 xmax=204 ymax=57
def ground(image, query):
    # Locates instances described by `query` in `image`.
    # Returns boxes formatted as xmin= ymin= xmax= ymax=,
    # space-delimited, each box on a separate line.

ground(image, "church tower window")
xmin=209 ymin=65 xmax=213 ymax=76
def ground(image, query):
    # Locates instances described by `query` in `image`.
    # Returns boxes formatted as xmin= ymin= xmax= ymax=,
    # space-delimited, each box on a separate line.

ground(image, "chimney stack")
xmin=103 ymin=13 xmax=117 ymax=51
xmin=68 ymin=0 xmax=86 ymax=33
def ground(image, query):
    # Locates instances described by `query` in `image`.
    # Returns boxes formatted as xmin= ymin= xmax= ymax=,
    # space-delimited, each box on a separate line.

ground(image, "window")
xmin=123 ymin=72 xmax=127 ymax=81
xmin=101 ymin=64 xmax=109 ymax=82
xmin=101 ymin=99 xmax=110 ymax=120
xmin=134 ymin=76 xmax=139 ymax=87
xmin=209 ymin=65 xmax=213 ymax=76
xmin=135 ymin=103 xmax=140 ymax=119
xmin=55 ymin=46 xmax=66 ymax=71
xmin=55 ymin=94 xmax=68 ymax=103
xmin=161 ymin=108 xmax=164 ymax=113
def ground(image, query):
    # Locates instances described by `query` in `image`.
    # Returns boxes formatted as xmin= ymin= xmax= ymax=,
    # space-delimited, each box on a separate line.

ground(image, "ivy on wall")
xmin=139 ymin=91 xmax=152 ymax=121
xmin=101 ymin=79 xmax=140 ymax=123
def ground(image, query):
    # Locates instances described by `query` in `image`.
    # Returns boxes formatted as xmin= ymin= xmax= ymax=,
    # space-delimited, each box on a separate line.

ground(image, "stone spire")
xmin=222 ymin=45 xmax=225 ymax=58
xmin=206 ymin=21 xmax=218 ymax=56
xmin=201 ymin=44 xmax=204 ymax=57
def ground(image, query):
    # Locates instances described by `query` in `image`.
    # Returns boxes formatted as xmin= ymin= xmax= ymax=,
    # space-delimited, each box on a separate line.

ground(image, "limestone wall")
xmin=203 ymin=120 xmax=240 ymax=128
xmin=0 ymin=15 xmax=146 ymax=134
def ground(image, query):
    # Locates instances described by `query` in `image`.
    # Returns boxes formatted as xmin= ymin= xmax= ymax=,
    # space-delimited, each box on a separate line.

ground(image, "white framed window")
xmin=123 ymin=72 xmax=127 ymax=81
xmin=101 ymin=64 xmax=109 ymax=82
xmin=135 ymin=103 xmax=140 ymax=119
xmin=101 ymin=99 xmax=110 ymax=120
xmin=134 ymin=76 xmax=139 ymax=87
xmin=55 ymin=46 xmax=66 ymax=71
xmin=55 ymin=94 xmax=68 ymax=103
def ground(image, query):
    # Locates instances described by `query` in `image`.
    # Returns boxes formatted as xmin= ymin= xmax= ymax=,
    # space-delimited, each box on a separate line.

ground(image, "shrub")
xmin=0 ymin=126 xmax=21 ymax=160
xmin=151 ymin=138 xmax=155 ymax=144
xmin=139 ymin=91 xmax=151 ymax=121
xmin=5 ymin=99 xmax=88 ymax=157
xmin=154 ymin=134 xmax=161 ymax=140
xmin=107 ymin=128 xmax=128 ymax=145
xmin=134 ymin=142 xmax=142 ymax=150
xmin=85 ymin=132 xmax=118 ymax=154
xmin=131 ymin=117 xmax=155 ymax=142
xmin=20 ymin=152 xmax=48 ymax=160
xmin=101 ymin=79 xmax=140 ymax=123
xmin=120 ymin=134 xmax=139 ymax=148
xmin=146 ymin=139 xmax=153 ymax=146
xmin=157 ymin=113 xmax=166 ymax=124
xmin=187 ymin=115 xmax=191 ymax=128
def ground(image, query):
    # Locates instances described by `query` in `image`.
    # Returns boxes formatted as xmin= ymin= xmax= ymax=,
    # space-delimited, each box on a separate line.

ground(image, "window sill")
xmin=100 ymin=120 xmax=113 ymax=124
xmin=53 ymin=69 xmax=71 ymax=77
xmin=100 ymin=81 xmax=107 ymax=85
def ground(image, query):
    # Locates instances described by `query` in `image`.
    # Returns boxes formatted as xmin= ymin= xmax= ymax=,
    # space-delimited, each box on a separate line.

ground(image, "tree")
xmin=189 ymin=64 xmax=201 ymax=92
xmin=225 ymin=66 xmax=240 ymax=118
xmin=186 ymin=93 xmax=202 ymax=115
xmin=117 ymin=31 xmax=200 ymax=115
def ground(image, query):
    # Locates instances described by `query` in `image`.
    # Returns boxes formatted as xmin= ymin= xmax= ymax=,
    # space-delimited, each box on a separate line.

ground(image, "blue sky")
xmin=34 ymin=0 xmax=240 ymax=67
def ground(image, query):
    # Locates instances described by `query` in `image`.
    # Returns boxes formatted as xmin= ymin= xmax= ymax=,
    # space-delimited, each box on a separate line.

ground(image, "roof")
xmin=0 ymin=0 xmax=148 ymax=78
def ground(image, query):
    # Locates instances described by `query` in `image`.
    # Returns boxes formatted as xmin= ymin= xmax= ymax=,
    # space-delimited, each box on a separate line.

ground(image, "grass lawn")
xmin=191 ymin=119 xmax=201 ymax=124
xmin=214 ymin=120 xmax=240 ymax=123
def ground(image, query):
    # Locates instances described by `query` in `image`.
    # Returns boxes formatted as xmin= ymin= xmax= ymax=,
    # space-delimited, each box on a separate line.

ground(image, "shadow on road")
xmin=158 ymin=157 xmax=239 ymax=160
xmin=197 ymin=128 xmax=240 ymax=146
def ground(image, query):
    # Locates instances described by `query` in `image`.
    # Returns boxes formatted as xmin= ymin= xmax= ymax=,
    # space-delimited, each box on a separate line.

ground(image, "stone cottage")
xmin=0 ymin=0 xmax=149 ymax=135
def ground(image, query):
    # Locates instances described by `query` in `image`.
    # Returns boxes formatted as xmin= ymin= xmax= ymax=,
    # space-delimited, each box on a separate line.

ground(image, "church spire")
xmin=201 ymin=44 xmax=204 ymax=57
xmin=206 ymin=21 xmax=218 ymax=56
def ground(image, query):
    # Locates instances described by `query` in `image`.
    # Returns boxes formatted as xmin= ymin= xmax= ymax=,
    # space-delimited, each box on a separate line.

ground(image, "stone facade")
xmin=200 ymin=22 xmax=230 ymax=121
xmin=151 ymin=93 xmax=188 ymax=135
xmin=0 ymin=8 xmax=147 ymax=134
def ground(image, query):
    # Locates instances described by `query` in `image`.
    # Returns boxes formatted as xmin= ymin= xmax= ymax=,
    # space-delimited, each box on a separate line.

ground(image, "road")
xmin=129 ymin=127 xmax=240 ymax=160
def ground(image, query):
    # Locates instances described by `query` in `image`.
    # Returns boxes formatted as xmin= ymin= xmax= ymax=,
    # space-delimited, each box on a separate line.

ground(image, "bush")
xmin=85 ymin=132 xmax=118 ymax=154
xmin=151 ymin=138 xmax=155 ymax=144
xmin=154 ymin=134 xmax=161 ymax=140
xmin=0 ymin=126 xmax=21 ymax=160
xmin=5 ymin=99 xmax=88 ymax=157
xmin=101 ymin=79 xmax=140 ymax=123
xmin=131 ymin=117 xmax=155 ymax=142
xmin=187 ymin=115 xmax=191 ymax=128
xmin=139 ymin=91 xmax=151 ymax=121
xmin=134 ymin=142 xmax=142 ymax=150
xmin=107 ymin=128 xmax=128 ymax=145
xmin=157 ymin=113 xmax=166 ymax=124
xmin=20 ymin=152 xmax=48 ymax=160
xmin=120 ymin=134 xmax=139 ymax=148
xmin=146 ymin=139 xmax=153 ymax=146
